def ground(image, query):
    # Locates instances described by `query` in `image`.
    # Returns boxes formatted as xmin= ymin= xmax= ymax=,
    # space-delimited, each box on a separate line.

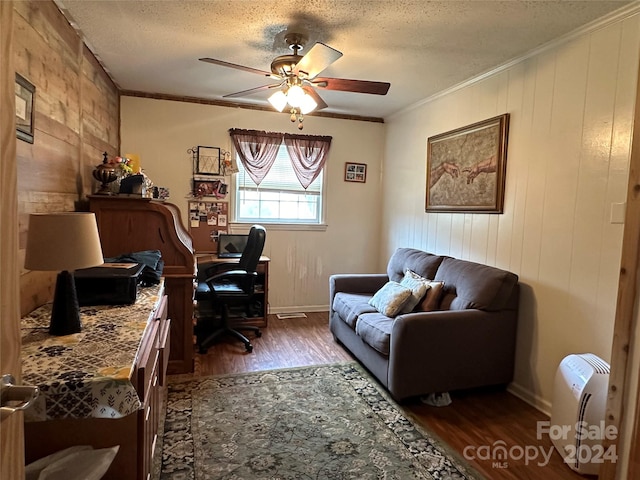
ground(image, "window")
xmin=234 ymin=144 xmax=324 ymax=224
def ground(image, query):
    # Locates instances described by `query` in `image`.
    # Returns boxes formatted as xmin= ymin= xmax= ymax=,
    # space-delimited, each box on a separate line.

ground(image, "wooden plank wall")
xmin=1 ymin=1 xmax=26 ymax=478
xmin=14 ymin=0 xmax=120 ymax=316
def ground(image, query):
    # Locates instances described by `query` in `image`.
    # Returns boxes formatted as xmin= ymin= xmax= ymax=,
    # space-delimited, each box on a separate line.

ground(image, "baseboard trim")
xmin=269 ymin=305 xmax=329 ymax=315
xmin=507 ymin=382 xmax=552 ymax=417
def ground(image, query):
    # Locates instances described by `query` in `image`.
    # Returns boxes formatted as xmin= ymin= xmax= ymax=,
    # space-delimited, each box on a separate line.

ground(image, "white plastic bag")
xmin=25 ymin=445 xmax=119 ymax=480
xmin=420 ymin=392 xmax=452 ymax=407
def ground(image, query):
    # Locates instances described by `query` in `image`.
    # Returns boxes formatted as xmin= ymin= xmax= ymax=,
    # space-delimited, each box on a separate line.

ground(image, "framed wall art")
xmin=193 ymin=177 xmax=227 ymax=198
xmin=425 ymin=113 xmax=509 ymax=213
xmin=196 ymin=146 xmax=221 ymax=175
xmin=344 ymin=162 xmax=367 ymax=183
xmin=15 ymin=73 xmax=35 ymax=144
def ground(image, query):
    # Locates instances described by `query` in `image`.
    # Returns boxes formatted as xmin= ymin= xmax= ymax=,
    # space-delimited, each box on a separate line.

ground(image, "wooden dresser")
xmin=23 ymin=283 xmax=169 ymax=480
xmin=89 ymin=195 xmax=196 ymax=374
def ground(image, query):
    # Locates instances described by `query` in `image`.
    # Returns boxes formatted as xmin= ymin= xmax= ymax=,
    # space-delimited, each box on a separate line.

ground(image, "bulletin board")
xmin=188 ymin=200 xmax=229 ymax=253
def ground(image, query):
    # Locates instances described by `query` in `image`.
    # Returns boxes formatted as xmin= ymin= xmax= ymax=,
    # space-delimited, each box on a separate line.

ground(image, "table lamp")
xmin=24 ymin=212 xmax=104 ymax=336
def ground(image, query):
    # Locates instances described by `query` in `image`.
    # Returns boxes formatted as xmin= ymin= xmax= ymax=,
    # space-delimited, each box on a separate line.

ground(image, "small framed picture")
xmin=344 ymin=162 xmax=367 ymax=183
xmin=193 ymin=178 xmax=220 ymax=197
xmin=15 ymin=73 xmax=35 ymax=144
xmin=196 ymin=146 xmax=221 ymax=175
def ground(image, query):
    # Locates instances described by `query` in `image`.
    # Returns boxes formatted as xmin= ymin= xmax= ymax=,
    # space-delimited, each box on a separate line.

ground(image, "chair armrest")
xmin=329 ymin=274 xmax=389 ymax=306
xmin=205 ymin=269 xmax=257 ymax=285
xmin=199 ymin=262 xmax=237 ymax=279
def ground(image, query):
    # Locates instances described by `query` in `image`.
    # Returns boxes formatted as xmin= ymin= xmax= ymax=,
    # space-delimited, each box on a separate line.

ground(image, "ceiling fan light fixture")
xmin=286 ymin=84 xmax=305 ymax=108
xmin=268 ymin=90 xmax=288 ymax=112
xmin=299 ymin=94 xmax=317 ymax=114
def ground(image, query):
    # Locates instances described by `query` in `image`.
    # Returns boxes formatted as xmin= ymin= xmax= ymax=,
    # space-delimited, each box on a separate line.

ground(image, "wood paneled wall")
xmin=383 ymin=14 xmax=640 ymax=412
xmin=1 ymin=1 xmax=25 ymax=477
xmin=14 ymin=0 xmax=120 ymax=315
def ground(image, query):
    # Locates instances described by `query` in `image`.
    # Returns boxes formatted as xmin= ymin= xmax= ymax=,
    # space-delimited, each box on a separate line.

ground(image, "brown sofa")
xmin=329 ymin=248 xmax=519 ymax=401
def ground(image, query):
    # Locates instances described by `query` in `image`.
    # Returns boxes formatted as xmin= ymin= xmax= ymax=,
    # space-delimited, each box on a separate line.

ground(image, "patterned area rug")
xmin=160 ymin=362 xmax=483 ymax=479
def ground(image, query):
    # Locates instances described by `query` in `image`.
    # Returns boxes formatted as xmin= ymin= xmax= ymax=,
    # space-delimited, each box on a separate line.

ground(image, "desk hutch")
xmin=89 ymin=196 xmax=196 ymax=374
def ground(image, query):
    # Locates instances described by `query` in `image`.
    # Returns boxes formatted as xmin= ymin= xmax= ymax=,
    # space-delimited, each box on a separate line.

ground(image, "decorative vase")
xmin=92 ymin=152 xmax=117 ymax=195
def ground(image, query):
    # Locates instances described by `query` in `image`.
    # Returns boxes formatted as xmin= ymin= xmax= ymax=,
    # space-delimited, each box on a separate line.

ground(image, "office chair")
xmin=195 ymin=225 xmax=266 ymax=353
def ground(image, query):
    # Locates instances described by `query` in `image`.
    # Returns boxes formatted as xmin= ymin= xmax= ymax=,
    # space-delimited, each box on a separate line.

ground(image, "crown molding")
xmin=389 ymin=2 xmax=640 ymax=120
xmin=120 ymin=90 xmax=385 ymax=124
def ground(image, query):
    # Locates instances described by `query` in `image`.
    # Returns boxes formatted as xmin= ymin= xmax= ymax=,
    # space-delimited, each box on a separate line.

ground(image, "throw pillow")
xmin=420 ymin=280 xmax=445 ymax=311
xmin=399 ymin=270 xmax=430 ymax=313
xmin=405 ymin=270 xmax=445 ymax=312
xmin=368 ymin=281 xmax=412 ymax=317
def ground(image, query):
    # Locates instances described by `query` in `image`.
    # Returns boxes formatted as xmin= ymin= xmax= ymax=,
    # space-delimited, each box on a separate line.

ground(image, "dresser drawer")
xmin=136 ymin=321 xmax=160 ymax=406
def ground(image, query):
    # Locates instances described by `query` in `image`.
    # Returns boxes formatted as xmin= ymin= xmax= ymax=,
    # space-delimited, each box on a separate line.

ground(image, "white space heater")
xmin=550 ymin=353 xmax=611 ymax=475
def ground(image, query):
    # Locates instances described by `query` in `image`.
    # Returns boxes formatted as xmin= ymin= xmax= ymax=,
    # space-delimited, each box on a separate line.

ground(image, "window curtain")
xmin=283 ymin=133 xmax=332 ymax=189
xmin=229 ymin=129 xmax=283 ymax=186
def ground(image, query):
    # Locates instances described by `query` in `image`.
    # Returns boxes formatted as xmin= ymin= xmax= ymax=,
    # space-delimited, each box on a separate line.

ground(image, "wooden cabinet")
xmin=89 ymin=195 xmax=196 ymax=374
xmin=23 ymin=288 xmax=170 ymax=480
xmin=196 ymin=255 xmax=270 ymax=328
xmin=134 ymin=295 xmax=170 ymax=480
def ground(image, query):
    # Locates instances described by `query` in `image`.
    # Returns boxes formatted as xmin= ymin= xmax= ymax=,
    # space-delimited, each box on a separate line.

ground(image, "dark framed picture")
xmin=344 ymin=162 xmax=367 ymax=183
xmin=196 ymin=146 xmax=221 ymax=175
xmin=15 ymin=73 xmax=35 ymax=144
xmin=193 ymin=177 xmax=227 ymax=198
xmin=426 ymin=113 xmax=509 ymax=213
xmin=193 ymin=178 xmax=220 ymax=197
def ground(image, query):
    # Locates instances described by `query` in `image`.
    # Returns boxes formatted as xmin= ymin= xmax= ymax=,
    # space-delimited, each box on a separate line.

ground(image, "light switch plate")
xmin=610 ymin=202 xmax=626 ymax=224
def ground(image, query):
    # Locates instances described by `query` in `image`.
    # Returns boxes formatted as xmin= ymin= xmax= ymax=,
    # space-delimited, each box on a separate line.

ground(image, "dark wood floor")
xmin=190 ymin=312 xmax=588 ymax=480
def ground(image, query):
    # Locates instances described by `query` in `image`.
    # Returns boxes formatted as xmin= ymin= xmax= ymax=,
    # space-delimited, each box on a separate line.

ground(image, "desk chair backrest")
xmin=238 ymin=225 xmax=266 ymax=273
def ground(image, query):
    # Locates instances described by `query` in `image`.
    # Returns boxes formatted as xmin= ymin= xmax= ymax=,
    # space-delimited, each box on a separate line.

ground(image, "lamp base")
xmin=50 ymin=270 xmax=82 ymax=336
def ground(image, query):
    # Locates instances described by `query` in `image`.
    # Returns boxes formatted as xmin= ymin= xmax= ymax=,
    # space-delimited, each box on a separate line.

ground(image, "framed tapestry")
xmin=425 ymin=113 xmax=509 ymax=213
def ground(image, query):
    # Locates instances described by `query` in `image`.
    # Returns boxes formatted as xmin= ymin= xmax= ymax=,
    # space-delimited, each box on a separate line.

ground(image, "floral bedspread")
xmin=21 ymin=281 xmax=163 ymax=422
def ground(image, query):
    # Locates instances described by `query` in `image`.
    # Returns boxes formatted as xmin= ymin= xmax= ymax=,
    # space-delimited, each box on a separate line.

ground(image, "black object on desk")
xmin=74 ymin=263 xmax=145 ymax=306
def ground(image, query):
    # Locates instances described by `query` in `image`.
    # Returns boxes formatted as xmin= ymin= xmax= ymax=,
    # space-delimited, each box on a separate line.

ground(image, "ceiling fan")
xmin=199 ymin=33 xmax=391 ymax=129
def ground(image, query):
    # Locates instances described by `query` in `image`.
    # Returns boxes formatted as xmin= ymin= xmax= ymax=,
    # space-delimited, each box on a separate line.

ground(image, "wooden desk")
xmin=196 ymin=255 xmax=270 ymax=328
xmin=22 ymin=282 xmax=169 ymax=480
xmin=89 ymin=195 xmax=195 ymax=374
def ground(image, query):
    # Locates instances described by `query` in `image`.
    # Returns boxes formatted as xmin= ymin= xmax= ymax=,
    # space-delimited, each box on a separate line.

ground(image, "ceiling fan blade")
xmin=312 ymin=77 xmax=390 ymax=95
xmin=302 ymin=86 xmax=328 ymax=111
xmin=223 ymin=83 xmax=279 ymax=98
xmin=199 ymin=57 xmax=271 ymax=77
xmin=294 ymin=43 xmax=343 ymax=79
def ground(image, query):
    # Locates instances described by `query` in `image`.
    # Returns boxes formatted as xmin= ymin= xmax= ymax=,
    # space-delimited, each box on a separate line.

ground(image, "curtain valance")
xmin=229 ymin=129 xmax=332 ymax=189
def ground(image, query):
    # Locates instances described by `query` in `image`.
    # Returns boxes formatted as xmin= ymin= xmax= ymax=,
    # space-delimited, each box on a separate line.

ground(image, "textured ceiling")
xmin=56 ymin=0 xmax=633 ymax=119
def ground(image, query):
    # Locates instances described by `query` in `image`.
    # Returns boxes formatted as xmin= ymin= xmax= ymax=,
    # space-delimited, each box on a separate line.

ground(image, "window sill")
xmin=229 ymin=222 xmax=328 ymax=232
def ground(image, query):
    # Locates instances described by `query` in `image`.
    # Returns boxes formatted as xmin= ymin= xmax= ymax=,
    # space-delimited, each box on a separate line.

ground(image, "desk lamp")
xmin=24 ymin=212 xmax=104 ymax=336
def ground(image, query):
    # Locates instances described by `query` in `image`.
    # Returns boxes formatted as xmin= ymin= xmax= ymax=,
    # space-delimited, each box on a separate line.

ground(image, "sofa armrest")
xmin=388 ymin=309 xmax=518 ymax=399
xmin=329 ymin=274 xmax=389 ymax=307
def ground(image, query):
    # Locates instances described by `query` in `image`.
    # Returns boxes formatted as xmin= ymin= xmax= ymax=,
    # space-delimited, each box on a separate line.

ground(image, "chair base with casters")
xmin=196 ymin=300 xmax=262 ymax=353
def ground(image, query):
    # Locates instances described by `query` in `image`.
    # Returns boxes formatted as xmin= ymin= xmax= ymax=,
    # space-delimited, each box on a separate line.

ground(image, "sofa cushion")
xmin=355 ymin=312 xmax=394 ymax=355
xmin=386 ymin=248 xmax=445 ymax=283
xmin=333 ymin=292 xmax=376 ymax=328
xmin=399 ymin=270 xmax=429 ymax=313
xmin=368 ymin=281 xmax=412 ymax=317
xmin=435 ymin=257 xmax=519 ymax=311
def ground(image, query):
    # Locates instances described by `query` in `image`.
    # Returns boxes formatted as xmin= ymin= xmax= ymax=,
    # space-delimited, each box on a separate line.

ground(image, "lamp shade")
xmin=286 ymin=85 xmax=305 ymax=108
xmin=268 ymin=90 xmax=288 ymax=112
xmin=299 ymin=93 xmax=318 ymax=114
xmin=25 ymin=213 xmax=104 ymax=271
